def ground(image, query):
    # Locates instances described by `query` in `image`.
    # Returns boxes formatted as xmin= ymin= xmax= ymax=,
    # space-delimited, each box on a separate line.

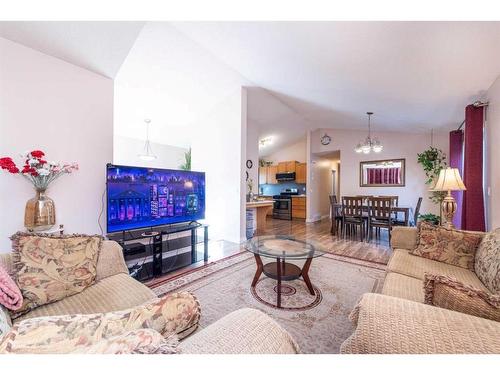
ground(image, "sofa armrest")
xmin=96 ymin=240 xmax=129 ymax=281
xmin=390 ymin=226 xmax=418 ymax=250
xmin=341 ymin=293 xmax=500 ymax=354
xmin=178 ymin=308 xmax=300 ymax=354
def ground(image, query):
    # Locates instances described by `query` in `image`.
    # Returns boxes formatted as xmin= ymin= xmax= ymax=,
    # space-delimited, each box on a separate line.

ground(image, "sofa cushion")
xmin=179 ymin=308 xmax=300 ymax=354
xmin=0 ymin=293 xmax=193 ymax=354
xmin=411 ymin=222 xmax=483 ymax=270
xmin=340 ymin=293 xmax=500 ymax=354
xmin=388 ymin=249 xmax=487 ymax=291
xmin=10 ymin=232 xmax=102 ymax=319
xmin=424 ymin=274 xmax=500 ymax=322
xmin=13 ymin=273 xmax=155 ymax=323
xmin=474 ymin=228 xmax=500 ymax=293
xmin=381 ymin=272 xmax=424 ymax=303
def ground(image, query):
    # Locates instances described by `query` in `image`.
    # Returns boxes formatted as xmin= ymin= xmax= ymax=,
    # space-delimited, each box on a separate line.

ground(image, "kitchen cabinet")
xmin=266 ymin=165 xmax=278 ymax=184
xmin=291 ymin=196 xmax=306 ymax=219
xmin=295 ymin=163 xmax=307 ymax=184
xmin=286 ymin=161 xmax=297 ymax=173
xmin=278 ymin=161 xmax=297 ymax=173
xmin=259 ymin=166 xmax=268 ymax=184
xmin=277 ymin=162 xmax=288 ymax=173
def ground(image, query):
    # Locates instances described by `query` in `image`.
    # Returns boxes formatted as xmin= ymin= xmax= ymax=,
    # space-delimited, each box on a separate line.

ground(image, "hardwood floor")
xmin=145 ymin=216 xmax=391 ymax=287
xmin=259 ymin=218 xmax=392 ymax=265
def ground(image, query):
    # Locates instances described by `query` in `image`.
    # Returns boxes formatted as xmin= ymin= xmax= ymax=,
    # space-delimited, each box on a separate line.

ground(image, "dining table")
xmin=333 ymin=203 xmax=414 ymax=226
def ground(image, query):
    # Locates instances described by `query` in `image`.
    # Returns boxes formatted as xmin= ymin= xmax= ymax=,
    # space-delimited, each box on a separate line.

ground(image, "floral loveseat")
xmin=0 ymin=240 xmax=298 ymax=354
xmin=341 ymin=226 xmax=500 ymax=354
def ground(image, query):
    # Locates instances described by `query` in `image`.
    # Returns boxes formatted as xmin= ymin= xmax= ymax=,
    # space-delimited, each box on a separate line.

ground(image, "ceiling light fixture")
xmin=355 ymin=112 xmax=383 ymax=154
xmin=138 ymin=119 xmax=157 ymax=161
xmin=259 ymin=137 xmax=273 ymax=148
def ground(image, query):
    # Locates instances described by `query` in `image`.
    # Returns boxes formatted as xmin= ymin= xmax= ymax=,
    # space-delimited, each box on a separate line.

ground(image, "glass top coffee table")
xmin=245 ymin=235 xmax=326 ymax=308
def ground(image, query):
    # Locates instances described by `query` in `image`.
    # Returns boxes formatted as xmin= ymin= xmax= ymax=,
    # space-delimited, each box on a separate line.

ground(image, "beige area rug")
xmin=152 ymin=252 xmax=385 ymax=354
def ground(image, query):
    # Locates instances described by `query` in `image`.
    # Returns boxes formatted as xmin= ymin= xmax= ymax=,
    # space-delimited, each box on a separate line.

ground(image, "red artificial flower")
xmin=0 ymin=157 xmax=19 ymax=173
xmin=21 ymin=165 xmax=36 ymax=175
xmin=0 ymin=157 xmax=14 ymax=168
xmin=38 ymin=159 xmax=47 ymax=164
xmin=30 ymin=150 xmax=45 ymax=159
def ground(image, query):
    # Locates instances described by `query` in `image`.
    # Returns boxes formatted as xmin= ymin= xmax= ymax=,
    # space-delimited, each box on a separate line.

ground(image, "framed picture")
xmin=360 ymin=159 xmax=406 ymax=187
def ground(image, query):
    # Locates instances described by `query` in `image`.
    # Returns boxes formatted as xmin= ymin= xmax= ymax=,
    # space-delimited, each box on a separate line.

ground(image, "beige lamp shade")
xmin=432 ymin=167 xmax=466 ymax=192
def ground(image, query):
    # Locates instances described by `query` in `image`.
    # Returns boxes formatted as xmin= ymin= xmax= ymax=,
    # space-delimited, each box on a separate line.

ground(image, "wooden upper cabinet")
xmin=266 ymin=165 xmax=278 ymax=184
xmin=277 ymin=162 xmax=288 ymax=173
xmin=277 ymin=161 xmax=297 ymax=173
xmin=295 ymin=163 xmax=307 ymax=183
xmin=259 ymin=166 xmax=268 ymax=185
xmin=286 ymin=161 xmax=297 ymax=173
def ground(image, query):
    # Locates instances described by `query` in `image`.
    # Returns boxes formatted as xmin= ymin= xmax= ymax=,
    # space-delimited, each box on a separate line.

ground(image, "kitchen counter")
xmin=246 ymin=200 xmax=274 ymax=208
xmin=246 ymin=200 xmax=273 ymax=233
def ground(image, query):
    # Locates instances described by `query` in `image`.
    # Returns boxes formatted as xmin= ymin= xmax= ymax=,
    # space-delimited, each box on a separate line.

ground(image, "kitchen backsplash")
xmin=259 ymin=182 xmax=306 ymax=196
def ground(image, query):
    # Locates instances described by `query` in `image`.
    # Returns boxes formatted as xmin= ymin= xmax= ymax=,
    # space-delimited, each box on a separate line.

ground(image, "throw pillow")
xmin=424 ymin=273 xmax=500 ymax=322
xmin=411 ymin=222 xmax=483 ymax=270
xmin=73 ymin=329 xmax=179 ymax=354
xmin=0 ymin=291 xmax=200 ymax=353
xmin=474 ymin=228 xmax=500 ymax=294
xmin=9 ymin=232 xmax=102 ymax=319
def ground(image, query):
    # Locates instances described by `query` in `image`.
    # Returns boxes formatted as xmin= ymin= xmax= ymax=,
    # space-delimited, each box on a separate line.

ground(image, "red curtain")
xmin=449 ymin=130 xmax=464 ymax=228
xmin=461 ymin=105 xmax=485 ymax=231
xmin=367 ymin=167 xmax=400 ymax=184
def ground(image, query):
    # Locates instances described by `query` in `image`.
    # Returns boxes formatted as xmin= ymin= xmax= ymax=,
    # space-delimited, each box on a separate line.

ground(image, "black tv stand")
xmin=110 ymin=223 xmax=209 ymax=280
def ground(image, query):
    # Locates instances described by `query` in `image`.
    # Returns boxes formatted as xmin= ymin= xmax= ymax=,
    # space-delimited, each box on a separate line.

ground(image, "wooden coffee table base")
xmin=251 ymin=254 xmax=315 ymax=308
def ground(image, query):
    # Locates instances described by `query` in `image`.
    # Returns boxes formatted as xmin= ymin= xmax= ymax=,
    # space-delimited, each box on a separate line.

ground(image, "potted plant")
xmin=0 ymin=150 xmax=78 ymax=230
xmin=418 ymin=213 xmax=440 ymax=226
xmin=417 ymin=146 xmax=447 ymax=223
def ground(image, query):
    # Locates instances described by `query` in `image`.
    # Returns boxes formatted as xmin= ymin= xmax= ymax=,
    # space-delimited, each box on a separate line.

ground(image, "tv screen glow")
xmin=106 ymin=164 xmax=205 ymax=233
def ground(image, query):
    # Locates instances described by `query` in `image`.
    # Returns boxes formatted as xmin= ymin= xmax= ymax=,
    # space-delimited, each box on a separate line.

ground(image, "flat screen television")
xmin=106 ymin=164 xmax=205 ymax=233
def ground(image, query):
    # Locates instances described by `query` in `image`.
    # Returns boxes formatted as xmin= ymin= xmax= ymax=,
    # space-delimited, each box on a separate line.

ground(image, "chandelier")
xmin=355 ymin=112 xmax=383 ymax=154
xmin=138 ymin=119 xmax=157 ymax=161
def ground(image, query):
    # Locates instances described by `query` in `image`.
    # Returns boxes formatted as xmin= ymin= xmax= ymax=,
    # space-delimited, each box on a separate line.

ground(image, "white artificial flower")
xmin=28 ymin=158 xmax=38 ymax=165
xmin=37 ymin=168 xmax=50 ymax=176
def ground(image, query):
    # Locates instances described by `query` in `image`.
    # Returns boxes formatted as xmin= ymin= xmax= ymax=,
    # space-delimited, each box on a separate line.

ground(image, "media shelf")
xmin=107 ymin=222 xmax=208 ymax=282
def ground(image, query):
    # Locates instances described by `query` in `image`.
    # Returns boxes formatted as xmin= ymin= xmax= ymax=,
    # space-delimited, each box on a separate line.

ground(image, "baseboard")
xmin=306 ymin=214 xmax=329 ymax=223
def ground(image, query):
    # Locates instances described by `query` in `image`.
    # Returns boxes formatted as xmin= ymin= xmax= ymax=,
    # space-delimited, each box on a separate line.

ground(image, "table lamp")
xmin=432 ymin=167 xmax=466 ymax=229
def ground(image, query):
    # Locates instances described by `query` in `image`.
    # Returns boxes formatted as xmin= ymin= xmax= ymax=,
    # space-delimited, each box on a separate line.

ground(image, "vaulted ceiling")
xmin=1 ymin=21 xmax=500 ymax=147
xmin=0 ymin=21 xmax=144 ymax=78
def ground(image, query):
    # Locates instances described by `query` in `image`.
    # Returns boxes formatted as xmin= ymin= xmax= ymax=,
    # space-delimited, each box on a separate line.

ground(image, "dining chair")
xmin=342 ymin=196 xmax=365 ymax=241
xmin=329 ymin=195 xmax=343 ymax=236
xmin=393 ymin=197 xmax=422 ymax=227
xmin=367 ymin=197 xmax=393 ymax=242
xmin=412 ymin=197 xmax=423 ymax=226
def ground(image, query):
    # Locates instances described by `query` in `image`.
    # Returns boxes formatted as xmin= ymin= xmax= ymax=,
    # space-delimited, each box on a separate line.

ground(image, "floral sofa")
xmin=341 ymin=226 xmax=500 ymax=354
xmin=0 ymin=240 xmax=298 ymax=354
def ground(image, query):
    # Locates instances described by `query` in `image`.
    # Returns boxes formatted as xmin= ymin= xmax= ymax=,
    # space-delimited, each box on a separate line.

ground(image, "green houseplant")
xmin=417 ymin=146 xmax=447 ymax=224
xmin=179 ymin=148 xmax=191 ymax=171
xmin=418 ymin=213 xmax=440 ymax=225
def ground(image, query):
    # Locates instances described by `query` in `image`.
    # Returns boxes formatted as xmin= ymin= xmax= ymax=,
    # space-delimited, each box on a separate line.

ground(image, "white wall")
xmin=113 ymin=136 xmax=187 ymax=170
xmin=246 ymin=117 xmax=259 ymax=191
xmin=0 ymin=37 xmax=113 ymax=252
xmin=308 ymin=128 xmax=449 ymax=221
xmin=263 ymin=137 xmax=307 ymax=164
xmin=486 ymin=76 xmax=500 ymax=230
xmin=114 ymin=23 xmax=250 ymax=243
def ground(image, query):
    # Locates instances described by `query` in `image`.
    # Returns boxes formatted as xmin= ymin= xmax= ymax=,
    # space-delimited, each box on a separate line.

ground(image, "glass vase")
xmin=24 ymin=189 xmax=56 ymax=230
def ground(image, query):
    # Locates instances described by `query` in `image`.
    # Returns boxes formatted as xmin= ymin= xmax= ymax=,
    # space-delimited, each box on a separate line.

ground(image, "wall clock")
xmin=321 ymin=133 xmax=331 ymax=146
xmin=246 ymin=159 xmax=253 ymax=169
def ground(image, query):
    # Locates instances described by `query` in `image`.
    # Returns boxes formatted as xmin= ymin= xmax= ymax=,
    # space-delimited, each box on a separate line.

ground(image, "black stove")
xmin=272 ymin=189 xmax=299 ymax=220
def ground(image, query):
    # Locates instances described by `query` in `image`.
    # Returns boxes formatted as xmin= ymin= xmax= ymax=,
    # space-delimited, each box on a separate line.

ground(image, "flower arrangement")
xmin=0 ymin=150 xmax=78 ymax=190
